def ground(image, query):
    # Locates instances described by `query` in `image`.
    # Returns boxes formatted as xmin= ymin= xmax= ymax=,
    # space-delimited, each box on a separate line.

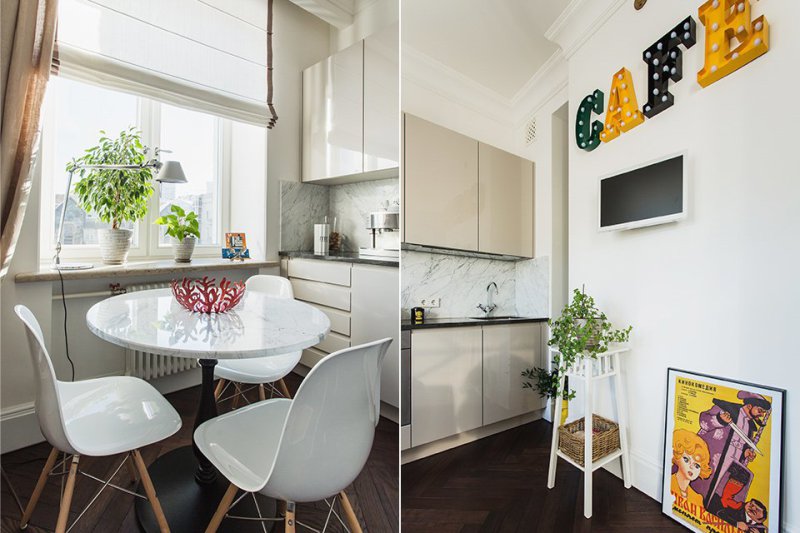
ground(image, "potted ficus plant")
xmin=523 ymin=287 xmax=632 ymax=401
xmin=155 ymin=205 xmax=200 ymax=263
xmin=69 ymin=128 xmax=154 ymax=265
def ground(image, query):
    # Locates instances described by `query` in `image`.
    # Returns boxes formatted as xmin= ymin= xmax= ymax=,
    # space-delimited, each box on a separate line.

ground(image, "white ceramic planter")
xmin=99 ymin=228 xmax=133 ymax=265
xmin=173 ymin=236 xmax=197 ymax=263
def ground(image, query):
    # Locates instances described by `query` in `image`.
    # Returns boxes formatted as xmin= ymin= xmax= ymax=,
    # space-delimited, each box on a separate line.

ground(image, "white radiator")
xmin=124 ymin=282 xmax=198 ymax=380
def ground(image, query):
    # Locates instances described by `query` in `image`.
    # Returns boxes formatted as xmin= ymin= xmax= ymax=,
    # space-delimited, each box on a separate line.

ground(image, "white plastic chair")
xmin=14 ymin=305 xmax=181 ymax=533
xmin=195 ymin=338 xmax=393 ymax=533
xmin=213 ymin=275 xmax=301 ymax=405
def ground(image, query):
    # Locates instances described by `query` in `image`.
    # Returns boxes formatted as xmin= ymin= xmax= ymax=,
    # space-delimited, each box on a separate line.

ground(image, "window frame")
xmin=39 ymin=75 xmax=232 ymax=263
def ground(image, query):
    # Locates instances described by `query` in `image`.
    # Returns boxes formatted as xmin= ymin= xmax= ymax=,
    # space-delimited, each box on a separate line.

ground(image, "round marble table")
xmin=86 ymin=288 xmax=330 ymax=533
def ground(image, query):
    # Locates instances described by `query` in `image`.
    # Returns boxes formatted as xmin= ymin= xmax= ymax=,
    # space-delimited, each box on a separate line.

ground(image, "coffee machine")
xmin=359 ymin=210 xmax=400 ymax=258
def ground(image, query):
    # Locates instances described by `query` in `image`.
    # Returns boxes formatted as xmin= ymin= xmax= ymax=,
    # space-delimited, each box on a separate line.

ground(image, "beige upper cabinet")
xmin=403 ymin=114 xmax=478 ymax=251
xmin=302 ymin=41 xmax=364 ymax=182
xmin=363 ymin=24 xmax=399 ymax=173
xmin=478 ymin=143 xmax=534 ymax=258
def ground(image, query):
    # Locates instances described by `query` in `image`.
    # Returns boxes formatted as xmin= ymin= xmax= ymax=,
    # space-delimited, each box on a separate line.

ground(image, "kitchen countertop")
xmin=279 ymin=250 xmax=399 ymax=267
xmin=401 ymin=316 xmax=548 ymax=330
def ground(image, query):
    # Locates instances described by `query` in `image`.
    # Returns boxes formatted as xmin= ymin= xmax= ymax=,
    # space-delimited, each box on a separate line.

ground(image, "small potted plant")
xmin=155 ymin=205 xmax=200 ymax=263
xmin=523 ymin=287 xmax=632 ymax=401
xmin=69 ymin=128 xmax=154 ymax=265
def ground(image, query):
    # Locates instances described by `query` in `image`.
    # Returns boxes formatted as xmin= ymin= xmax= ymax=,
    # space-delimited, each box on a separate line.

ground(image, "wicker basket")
xmin=558 ymin=414 xmax=620 ymax=467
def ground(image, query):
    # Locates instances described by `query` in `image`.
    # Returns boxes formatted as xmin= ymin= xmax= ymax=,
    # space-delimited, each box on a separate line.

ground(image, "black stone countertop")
xmin=279 ymin=250 xmax=398 ymax=267
xmin=401 ymin=316 xmax=548 ymax=330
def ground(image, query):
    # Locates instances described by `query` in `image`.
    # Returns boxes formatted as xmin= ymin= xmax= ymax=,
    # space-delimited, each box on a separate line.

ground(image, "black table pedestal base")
xmin=136 ymin=446 xmax=276 ymax=533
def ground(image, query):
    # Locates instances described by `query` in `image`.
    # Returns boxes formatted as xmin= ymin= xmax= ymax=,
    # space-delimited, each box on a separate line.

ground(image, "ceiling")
xmin=402 ymin=0 xmax=571 ymax=100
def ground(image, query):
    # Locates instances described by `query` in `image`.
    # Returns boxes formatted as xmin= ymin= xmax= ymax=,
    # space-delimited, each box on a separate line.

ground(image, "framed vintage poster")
xmin=662 ymin=369 xmax=785 ymax=533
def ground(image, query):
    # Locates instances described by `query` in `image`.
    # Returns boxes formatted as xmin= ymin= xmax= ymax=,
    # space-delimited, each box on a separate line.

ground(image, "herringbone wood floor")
xmin=0 ymin=373 xmax=398 ymax=533
xmin=402 ymin=419 xmax=684 ymax=533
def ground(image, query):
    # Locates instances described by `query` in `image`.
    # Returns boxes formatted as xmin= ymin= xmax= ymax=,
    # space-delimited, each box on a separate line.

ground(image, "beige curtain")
xmin=0 ymin=0 xmax=58 ymax=280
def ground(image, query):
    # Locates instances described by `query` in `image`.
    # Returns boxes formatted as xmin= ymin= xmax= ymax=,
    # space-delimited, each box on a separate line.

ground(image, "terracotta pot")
xmin=173 ymin=236 xmax=196 ymax=263
xmin=99 ymin=228 xmax=133 ymax=265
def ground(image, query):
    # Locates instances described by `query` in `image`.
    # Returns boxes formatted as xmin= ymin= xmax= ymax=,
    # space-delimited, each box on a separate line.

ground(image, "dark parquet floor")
xmin=402 ymin=419 xmax=685 ymax=533
xmin=0 ymin=373 xmax=398 ymax=533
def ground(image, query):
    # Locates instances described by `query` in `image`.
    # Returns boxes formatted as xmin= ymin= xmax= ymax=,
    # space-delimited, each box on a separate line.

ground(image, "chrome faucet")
xmin=476 ymin=282 xmax=498 ymax=316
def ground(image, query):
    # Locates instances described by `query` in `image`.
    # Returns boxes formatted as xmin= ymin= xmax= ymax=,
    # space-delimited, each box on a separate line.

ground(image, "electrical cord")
xmin=57 ymin=268 xmax=76 ymax=382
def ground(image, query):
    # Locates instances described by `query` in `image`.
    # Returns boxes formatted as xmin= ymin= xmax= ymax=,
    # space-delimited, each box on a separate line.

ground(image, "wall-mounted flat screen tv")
xmin=599 ymin=152 xmax=686 ymax=231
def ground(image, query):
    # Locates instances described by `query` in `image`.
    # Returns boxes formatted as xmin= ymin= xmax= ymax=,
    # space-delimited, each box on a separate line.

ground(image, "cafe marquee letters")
xmin=576 ymin=0 xmax=770 ymax=152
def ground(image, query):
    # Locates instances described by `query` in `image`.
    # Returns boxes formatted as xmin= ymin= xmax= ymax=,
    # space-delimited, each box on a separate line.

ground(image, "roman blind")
xmin=55 ymin=0 xmax=272 ymax=126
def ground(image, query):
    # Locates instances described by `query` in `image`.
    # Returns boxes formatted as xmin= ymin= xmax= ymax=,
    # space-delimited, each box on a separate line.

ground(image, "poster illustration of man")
xmin=692 ymin=391 xmax=772 ymax=531
xmin=662 ymin=370 xmax=783 ymax=533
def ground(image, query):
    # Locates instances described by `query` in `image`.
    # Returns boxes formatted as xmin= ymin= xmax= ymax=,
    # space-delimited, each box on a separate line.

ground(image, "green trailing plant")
xmin=155 ymin=205 xmax=200 ymax=241
xmin=521 ymin=366 xmax=561 ymax=399
xmin=522 ymin=287 xmax=632 ymax=400
xmin=68 ymin=128 xmax=154 ymax=229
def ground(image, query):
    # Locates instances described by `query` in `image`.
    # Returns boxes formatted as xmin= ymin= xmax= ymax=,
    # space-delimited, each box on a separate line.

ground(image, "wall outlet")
xmin=420 ymin=297 xmax=441 ymax=308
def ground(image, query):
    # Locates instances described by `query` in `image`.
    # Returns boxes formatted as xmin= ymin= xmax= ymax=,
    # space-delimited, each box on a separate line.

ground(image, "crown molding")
xmin=288 ymin=0 xmax=354 ymax=29
xmin=545 ymin=0 xmax=627 ymax=59
xmin=402 ymin=44 xmax=515 ymax=125
xmin=511 ymin=49 xmax=568 ymax=108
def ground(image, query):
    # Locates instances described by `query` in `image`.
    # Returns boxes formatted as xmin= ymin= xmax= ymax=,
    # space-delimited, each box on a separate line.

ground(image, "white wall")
xmin=265 ymin=0 xmax=330 ymax=260
xmin=565 ymin=1 xmax=799 ymax=528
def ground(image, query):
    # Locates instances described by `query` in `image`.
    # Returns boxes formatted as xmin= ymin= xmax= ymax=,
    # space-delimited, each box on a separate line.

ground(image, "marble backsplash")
xmin=401 ymin=251 xmax=549 ymax=319
xmin=280 ymin=178 xmax=399 ymax=252
xmin=330 ymin=178 xmax=399 ymax=251
xmin=280 ymin=181 xmax=329 ymax=252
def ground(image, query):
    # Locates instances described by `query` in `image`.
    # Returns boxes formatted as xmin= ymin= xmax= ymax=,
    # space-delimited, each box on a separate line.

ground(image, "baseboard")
xmin=401 ymin=409 xmax=543 ymax=464
xmin=1 ymin=401 xmax=43 ymax=453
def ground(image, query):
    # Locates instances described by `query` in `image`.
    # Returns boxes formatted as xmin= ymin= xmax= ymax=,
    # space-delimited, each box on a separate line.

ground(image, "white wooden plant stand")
xmin=546 ymin=345 xmax=632 ymax=518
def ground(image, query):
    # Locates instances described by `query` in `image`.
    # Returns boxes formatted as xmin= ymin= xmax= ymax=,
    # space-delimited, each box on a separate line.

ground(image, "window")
xmin=40 ymin=76 xmax=258 ymax=261
xmin=44 ymin=77 xmax=139 ymax=248
xmin=158 ymin=104 xmax=220 ymax=246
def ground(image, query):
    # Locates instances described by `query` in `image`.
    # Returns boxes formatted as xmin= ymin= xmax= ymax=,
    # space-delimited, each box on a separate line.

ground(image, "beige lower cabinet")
xmin=410 ymin=327 xmax=483 ymax=447
xmin=482 ymin=323 xmax=545 ymax=425
xmin=478 ymin=143 xmax=534 ymax=258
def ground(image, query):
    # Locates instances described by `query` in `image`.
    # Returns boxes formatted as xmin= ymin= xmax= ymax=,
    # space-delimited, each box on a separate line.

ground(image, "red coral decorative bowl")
xmin=171 ymin=276 xmax=246 ymax=313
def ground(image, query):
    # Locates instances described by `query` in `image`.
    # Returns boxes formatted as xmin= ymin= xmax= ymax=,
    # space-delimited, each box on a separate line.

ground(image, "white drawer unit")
xmin=291 ymin=278 xmax=351 ymax=312
xmin=287 ymin=258 xmax=351 ymax=286
xmin=314 ymin=304 xmax=351 ymax=336
xmin=300 ymin=347 xmax=328 ymax=368
xmin=316 ymin=331 xmax=351 ymax=354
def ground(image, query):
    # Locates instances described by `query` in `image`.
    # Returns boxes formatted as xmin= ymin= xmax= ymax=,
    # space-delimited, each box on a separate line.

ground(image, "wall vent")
xmin=524 ymin=116 xmax=537 ymax=145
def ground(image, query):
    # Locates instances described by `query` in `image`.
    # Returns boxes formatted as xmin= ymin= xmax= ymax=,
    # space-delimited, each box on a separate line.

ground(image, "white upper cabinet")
xmin=478 ymin=143 xmax=534 ymax=258
xmin=302 ymin=24 xmax=399 ymax=183
xmin=303 ymin=41 xmax=364 ymax=182
xmin=364 ymin=24 xmax=399 ymax=173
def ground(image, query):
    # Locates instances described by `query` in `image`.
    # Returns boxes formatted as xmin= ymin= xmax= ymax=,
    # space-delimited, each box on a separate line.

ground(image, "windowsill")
xmin=15 ymin=257 xmax=279 ymax=283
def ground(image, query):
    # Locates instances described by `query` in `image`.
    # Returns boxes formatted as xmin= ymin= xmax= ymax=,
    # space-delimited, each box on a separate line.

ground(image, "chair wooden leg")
xmin=277 ymin=378 xmax=292 ymax=399
xmin=55 ymin=454 xmax=79 ymax=533
xmin=132 ymin=450 xmax=170 ymax=533
xmin=20 ymin=446 xmax=60 ymax=528
xmin=231 ymin=383 xmax=242 ymax=409
xmin=204 ymin=483 xmax=238 ymax=533
xmin=258 ymin=384 xmax=266 ymax=401
xmin=125 ymin=453 xmax=139 ymax=485
xmin=339 ymin=490 xmax=362 ymax=533
xmin=214 ymin=379 xmax=227 ymax=400
xmin=285 ymin=501 xmax=296 ymax=533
